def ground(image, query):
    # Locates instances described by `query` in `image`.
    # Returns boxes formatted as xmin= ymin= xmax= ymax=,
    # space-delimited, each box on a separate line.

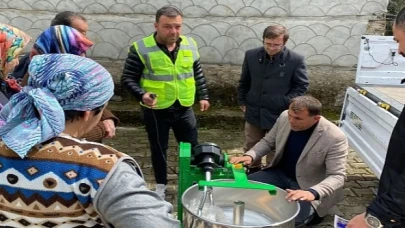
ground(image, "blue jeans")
xmin=143 ymin=106 xmax=198 ymax=185
xmin=248 ymin=168 xmax=316 ymax=227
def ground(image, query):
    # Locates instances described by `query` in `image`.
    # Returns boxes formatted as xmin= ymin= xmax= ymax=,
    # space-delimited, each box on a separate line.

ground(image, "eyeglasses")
xmin=264 ymin=43 xmax=284 ymax=49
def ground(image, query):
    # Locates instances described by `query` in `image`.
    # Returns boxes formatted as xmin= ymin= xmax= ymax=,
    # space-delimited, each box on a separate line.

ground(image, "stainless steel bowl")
xmin=182 ymin=179 xmax=300 ymax=228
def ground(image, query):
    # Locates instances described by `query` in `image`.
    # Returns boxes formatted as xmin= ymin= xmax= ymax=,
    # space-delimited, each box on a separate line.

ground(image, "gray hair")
xmin=290 ymin=95 xmax=322 ymax=116
xmin=156 ymin=6 xmax=183 ymax=22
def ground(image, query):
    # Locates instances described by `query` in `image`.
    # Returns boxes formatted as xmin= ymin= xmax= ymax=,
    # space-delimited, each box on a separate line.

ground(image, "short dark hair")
xmin=395 ymin=7 xmax=405 ymax=31
xmin=290 ymin=95 xmax=322 ymax=116
xmin=155 ymin=6 xmax=183 ymax=22
xmin=50 ymin=11 xmax=86 ymax=26
xmin=64 ymin=105 xmax=103 ymax=122
xmin=262 ymin=25 xmax=289 ymax=43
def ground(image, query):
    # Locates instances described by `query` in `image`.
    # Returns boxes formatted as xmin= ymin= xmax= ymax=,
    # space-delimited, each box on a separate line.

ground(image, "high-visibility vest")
xmin=134 ymin=34 xmax=200 ymax=109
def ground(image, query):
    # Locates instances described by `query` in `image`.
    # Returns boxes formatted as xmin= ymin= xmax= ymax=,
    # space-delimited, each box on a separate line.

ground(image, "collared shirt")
xmin=264 ymin=47 xmax=285 ymax=63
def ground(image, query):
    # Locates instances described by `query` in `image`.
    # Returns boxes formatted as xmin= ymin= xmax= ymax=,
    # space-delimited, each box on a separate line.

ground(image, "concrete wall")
xmin=0 ymin=0 xmax=389 ymax=110
xmin=1 ymin=0 xmax=388 ymax=66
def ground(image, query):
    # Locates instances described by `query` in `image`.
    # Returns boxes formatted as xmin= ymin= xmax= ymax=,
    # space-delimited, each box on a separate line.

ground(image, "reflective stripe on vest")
xmin=134 ymin=34 xmax=199 ymax=109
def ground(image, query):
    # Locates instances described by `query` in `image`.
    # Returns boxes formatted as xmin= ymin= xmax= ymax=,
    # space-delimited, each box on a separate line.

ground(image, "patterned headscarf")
xmin=0 ymin=54 xmax=114 ymax=158
xmin=0 ymin=23 xmax=31 ymax=78
xmin=30 ymin=25 xmax=93 ymax=57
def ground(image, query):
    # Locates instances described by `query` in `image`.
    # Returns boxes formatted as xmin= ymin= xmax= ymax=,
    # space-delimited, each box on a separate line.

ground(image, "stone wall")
xmin=0 ymin=0 xmax=389 ymax=110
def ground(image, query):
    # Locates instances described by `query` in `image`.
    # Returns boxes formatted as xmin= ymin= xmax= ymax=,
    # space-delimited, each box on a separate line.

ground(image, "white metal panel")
xmin=356 ymin=35 xmax=405 ymax=86
xmin=339 ymin=87 xmax=398 ymax=178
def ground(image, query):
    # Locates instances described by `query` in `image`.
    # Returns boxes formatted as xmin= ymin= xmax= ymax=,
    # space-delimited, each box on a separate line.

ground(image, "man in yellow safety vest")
xmin=121 ymin=6 xmax=210 ymax=199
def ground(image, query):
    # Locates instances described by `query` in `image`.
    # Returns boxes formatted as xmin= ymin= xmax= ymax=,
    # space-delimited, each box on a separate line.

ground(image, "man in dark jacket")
xmin=347 ymin=7 xmax=405 ymax=228
xmin=121 ymin=6 xmax=209 ymax=199
xmin=237 ymin=25 xmax=309 ymax=173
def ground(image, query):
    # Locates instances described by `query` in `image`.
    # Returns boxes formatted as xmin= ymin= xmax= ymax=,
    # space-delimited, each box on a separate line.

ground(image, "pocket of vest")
xmin=149 ymin=56 xmax=170 ymax=69
xmin=181 ymin=50 xmax=194 ymax=68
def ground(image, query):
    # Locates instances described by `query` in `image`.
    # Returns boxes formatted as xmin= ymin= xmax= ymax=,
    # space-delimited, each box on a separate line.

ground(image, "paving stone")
xmin=346 ymin=174 xmax=365 ymax=181
xmin=344 ymin=188 xmax=357 ymax=197
xmin=362 ymin=174 xmax=378 ymax=180
xmin=347 ymin=167 xmax=370 ymax=175
xmin=340 ymin=205 xmax=368 ymax=217
xmin=345 ymin=195 xmax=375 ymax=206
xmin=356 ymin=180 xmax=379 ymax=188
xmin=352 ymin=188 xmax=376 ymax=197
xmin=349 ymin=162 xmax=369 ymax=169
xmin=344 ymin=181 xmax=362 ymax=189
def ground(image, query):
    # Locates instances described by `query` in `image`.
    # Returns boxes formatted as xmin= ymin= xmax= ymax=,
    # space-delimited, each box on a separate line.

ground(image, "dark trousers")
xmin=143 ymin=106 xmax=198 ymax=185
xmin=248 ymin=168 xmax=316 ymax=227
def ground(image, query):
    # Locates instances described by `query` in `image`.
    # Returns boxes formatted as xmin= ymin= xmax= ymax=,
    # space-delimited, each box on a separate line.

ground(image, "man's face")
xmin=288 ymin=107 xmax=320 ymax=131
xmin=70 ymin=18 xmax=88 ymax=36
xmin=393 ymin=24 xmax=405 ymax=57
xmin=263 ymin=35 xmax=285 ymax=56
xmin=154 ymin=15 xmax=182 ymax=45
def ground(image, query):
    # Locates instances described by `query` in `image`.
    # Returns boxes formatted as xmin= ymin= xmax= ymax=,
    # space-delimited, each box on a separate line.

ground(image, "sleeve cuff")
xmin=244 ymin=150 xmax=256 ymax=162
xmin=308 ymin=188 xmax=320 ymax=200
xmin=101 ymin=109 xmax=119 ymax=126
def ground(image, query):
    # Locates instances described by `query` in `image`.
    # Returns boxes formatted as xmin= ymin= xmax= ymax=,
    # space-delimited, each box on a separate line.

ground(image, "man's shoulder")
xmin=280 ymin=110 xmax=289 ymax=118
xmin=319 ymin=117 xmax=347 ymax=141
xmin=275 ymin=110 xmax=290 ymax=125
xmin=181 ymin=35 xmax=199 ymax=46
xmin=133 ymin=34 xmax=153 ymax=45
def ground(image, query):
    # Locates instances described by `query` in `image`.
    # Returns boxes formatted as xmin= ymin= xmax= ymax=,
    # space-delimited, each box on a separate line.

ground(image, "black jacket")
xmin=367 ymin=106 xmax=405 ymax=227
xmin=121 ymin=40 xmax=209 ymax=104
xmin=237 ymin=47 xmax=309 ymax=129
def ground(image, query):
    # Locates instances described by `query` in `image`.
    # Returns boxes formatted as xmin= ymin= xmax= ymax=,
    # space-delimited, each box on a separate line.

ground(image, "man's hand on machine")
xmin=229 ymin=155 xmax=253 ymax=166
xmin=285 ymin=189 xmax=315 ymax=202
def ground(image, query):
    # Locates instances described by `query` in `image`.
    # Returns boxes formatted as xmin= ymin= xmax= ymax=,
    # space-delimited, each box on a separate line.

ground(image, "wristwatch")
xmin=365 ymin=213 xmax=383 ymax=228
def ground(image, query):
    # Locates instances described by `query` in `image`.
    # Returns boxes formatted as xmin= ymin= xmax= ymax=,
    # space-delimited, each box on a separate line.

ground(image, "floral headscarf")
xmin=0 ymin=23 xmax=31 ymax=78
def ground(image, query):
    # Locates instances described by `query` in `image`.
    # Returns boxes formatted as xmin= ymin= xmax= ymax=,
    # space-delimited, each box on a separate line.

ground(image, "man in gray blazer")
xmin=230 ymin=95 xmax=348 ymax=227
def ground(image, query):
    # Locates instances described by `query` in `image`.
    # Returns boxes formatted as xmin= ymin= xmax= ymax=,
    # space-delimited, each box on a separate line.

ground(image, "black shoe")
xmin=246 ymin=166 xmax=262 ymax=175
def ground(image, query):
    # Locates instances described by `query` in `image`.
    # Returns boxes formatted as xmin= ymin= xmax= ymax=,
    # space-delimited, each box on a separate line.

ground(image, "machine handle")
xmin=198 ymin=163 xmax=277 ymax=195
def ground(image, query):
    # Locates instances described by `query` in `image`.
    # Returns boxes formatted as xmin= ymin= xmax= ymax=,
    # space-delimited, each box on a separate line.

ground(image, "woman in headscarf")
xmin=19 ymin=24 xmax=93 ymax=85
xmin=19 ymin=25 xmax=119 ymax=143
xmin=0 ymin=23 xmax=30 ymax=103
xmin=0 ymin=54 xmax=180 ymax=228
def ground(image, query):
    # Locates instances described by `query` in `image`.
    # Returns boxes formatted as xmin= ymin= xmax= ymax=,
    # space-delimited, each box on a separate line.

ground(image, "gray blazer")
xmin=245 ymin=110 xmax=348 ymax=217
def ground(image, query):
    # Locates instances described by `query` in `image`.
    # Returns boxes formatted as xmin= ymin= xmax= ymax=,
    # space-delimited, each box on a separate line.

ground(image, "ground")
xmin=104 ymin=127 xmax=379 ymax=228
